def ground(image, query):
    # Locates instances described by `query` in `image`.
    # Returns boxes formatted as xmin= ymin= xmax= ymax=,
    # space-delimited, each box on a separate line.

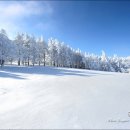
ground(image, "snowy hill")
xmin=0 ymin=66 xmax=130 ymax=129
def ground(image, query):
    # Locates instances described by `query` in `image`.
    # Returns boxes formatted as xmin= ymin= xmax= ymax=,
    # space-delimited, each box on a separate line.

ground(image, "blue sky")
xmin=0 ymin=1 xmax=130 ymax=56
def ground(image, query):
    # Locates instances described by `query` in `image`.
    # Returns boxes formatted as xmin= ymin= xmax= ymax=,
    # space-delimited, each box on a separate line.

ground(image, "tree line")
xmin=0 ymin=29 xmax=130 ymax=72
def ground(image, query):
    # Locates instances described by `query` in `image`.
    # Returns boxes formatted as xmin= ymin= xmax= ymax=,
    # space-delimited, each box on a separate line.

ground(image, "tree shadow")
xmin=0 ymin=71 xmax=25 ymax=80
xmin=0 ymin=65 xmax=114 ymax=80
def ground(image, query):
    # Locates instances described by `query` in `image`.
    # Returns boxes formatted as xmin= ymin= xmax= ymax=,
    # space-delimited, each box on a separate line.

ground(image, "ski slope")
xmin=0 ymin=66 xmax=130 ymax=129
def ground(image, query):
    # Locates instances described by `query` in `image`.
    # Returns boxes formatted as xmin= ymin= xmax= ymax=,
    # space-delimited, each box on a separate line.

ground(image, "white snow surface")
xmin=0 ymin=65 xmax=130 ymax=129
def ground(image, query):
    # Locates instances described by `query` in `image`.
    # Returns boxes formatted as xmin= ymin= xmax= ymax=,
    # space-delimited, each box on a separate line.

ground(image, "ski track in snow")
xmin=0 ymin=65 xmax=130 ymax=129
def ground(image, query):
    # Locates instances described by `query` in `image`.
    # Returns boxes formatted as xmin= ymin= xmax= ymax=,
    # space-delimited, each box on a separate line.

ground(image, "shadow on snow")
xmin=0 ymin=71 xmax=25 ymax=80
xmin=0 ymin=65 xmax=113 ymax=80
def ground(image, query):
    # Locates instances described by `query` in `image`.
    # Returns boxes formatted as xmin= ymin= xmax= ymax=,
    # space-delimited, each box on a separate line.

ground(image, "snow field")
xmin=0 ymin=66 xmax=130 ymax=129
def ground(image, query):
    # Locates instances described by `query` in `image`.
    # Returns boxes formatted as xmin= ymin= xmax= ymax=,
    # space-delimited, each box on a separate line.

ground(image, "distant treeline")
xmin=0 ymin=29 xmax=130 ymax=72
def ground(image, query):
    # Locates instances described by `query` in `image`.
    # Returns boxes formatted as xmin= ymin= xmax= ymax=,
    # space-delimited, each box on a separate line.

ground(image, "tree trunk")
xmin=39 ymin=61 xmax=40 ymax=66
xmin=43 ymin=53 xmax=45 ymax=66
xmin=39 ymin=55 xmax=41 ymax=66
xmin=18 ymin=58 xmax=20 ymax=66
xmin=28 ymin=57 xmax=29 ymax=66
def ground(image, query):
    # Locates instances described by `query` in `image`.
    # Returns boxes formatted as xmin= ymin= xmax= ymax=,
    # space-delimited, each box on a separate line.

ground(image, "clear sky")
xmin=0 ymin=1 xmax=130 ymax=56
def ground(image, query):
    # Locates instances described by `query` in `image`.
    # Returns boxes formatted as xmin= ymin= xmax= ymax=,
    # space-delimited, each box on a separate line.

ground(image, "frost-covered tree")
xmin=22 ymin=34 xmax=31 ymax=66
xmin=58 ymin=43 xmax=67 ymax=67
xmin=66 ymin=46 xmax=74 ymax=67
xmin=99 ymin=50 xmax=112 ymax=71
xmin=0 ymin=29 xmax=12 ymax=67
xmin=14 ymin=33 xmax=24 ymax=66
xmin=7 ymin=40 xmax=16 ymax=65
xmin=30 ymin=36 xmax=37 ymax=66
xmin=36 ymin=36 xmax=47 ymax=66
xmin=48 ymin=38 xmax=58 ymax=66
xmin=73 ymin=49 xmax=83 ymax=68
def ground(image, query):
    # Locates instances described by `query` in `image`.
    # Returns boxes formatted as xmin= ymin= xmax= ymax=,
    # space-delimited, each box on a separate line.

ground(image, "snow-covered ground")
xmin=0 ymin=65 xmax=130 ymax=129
